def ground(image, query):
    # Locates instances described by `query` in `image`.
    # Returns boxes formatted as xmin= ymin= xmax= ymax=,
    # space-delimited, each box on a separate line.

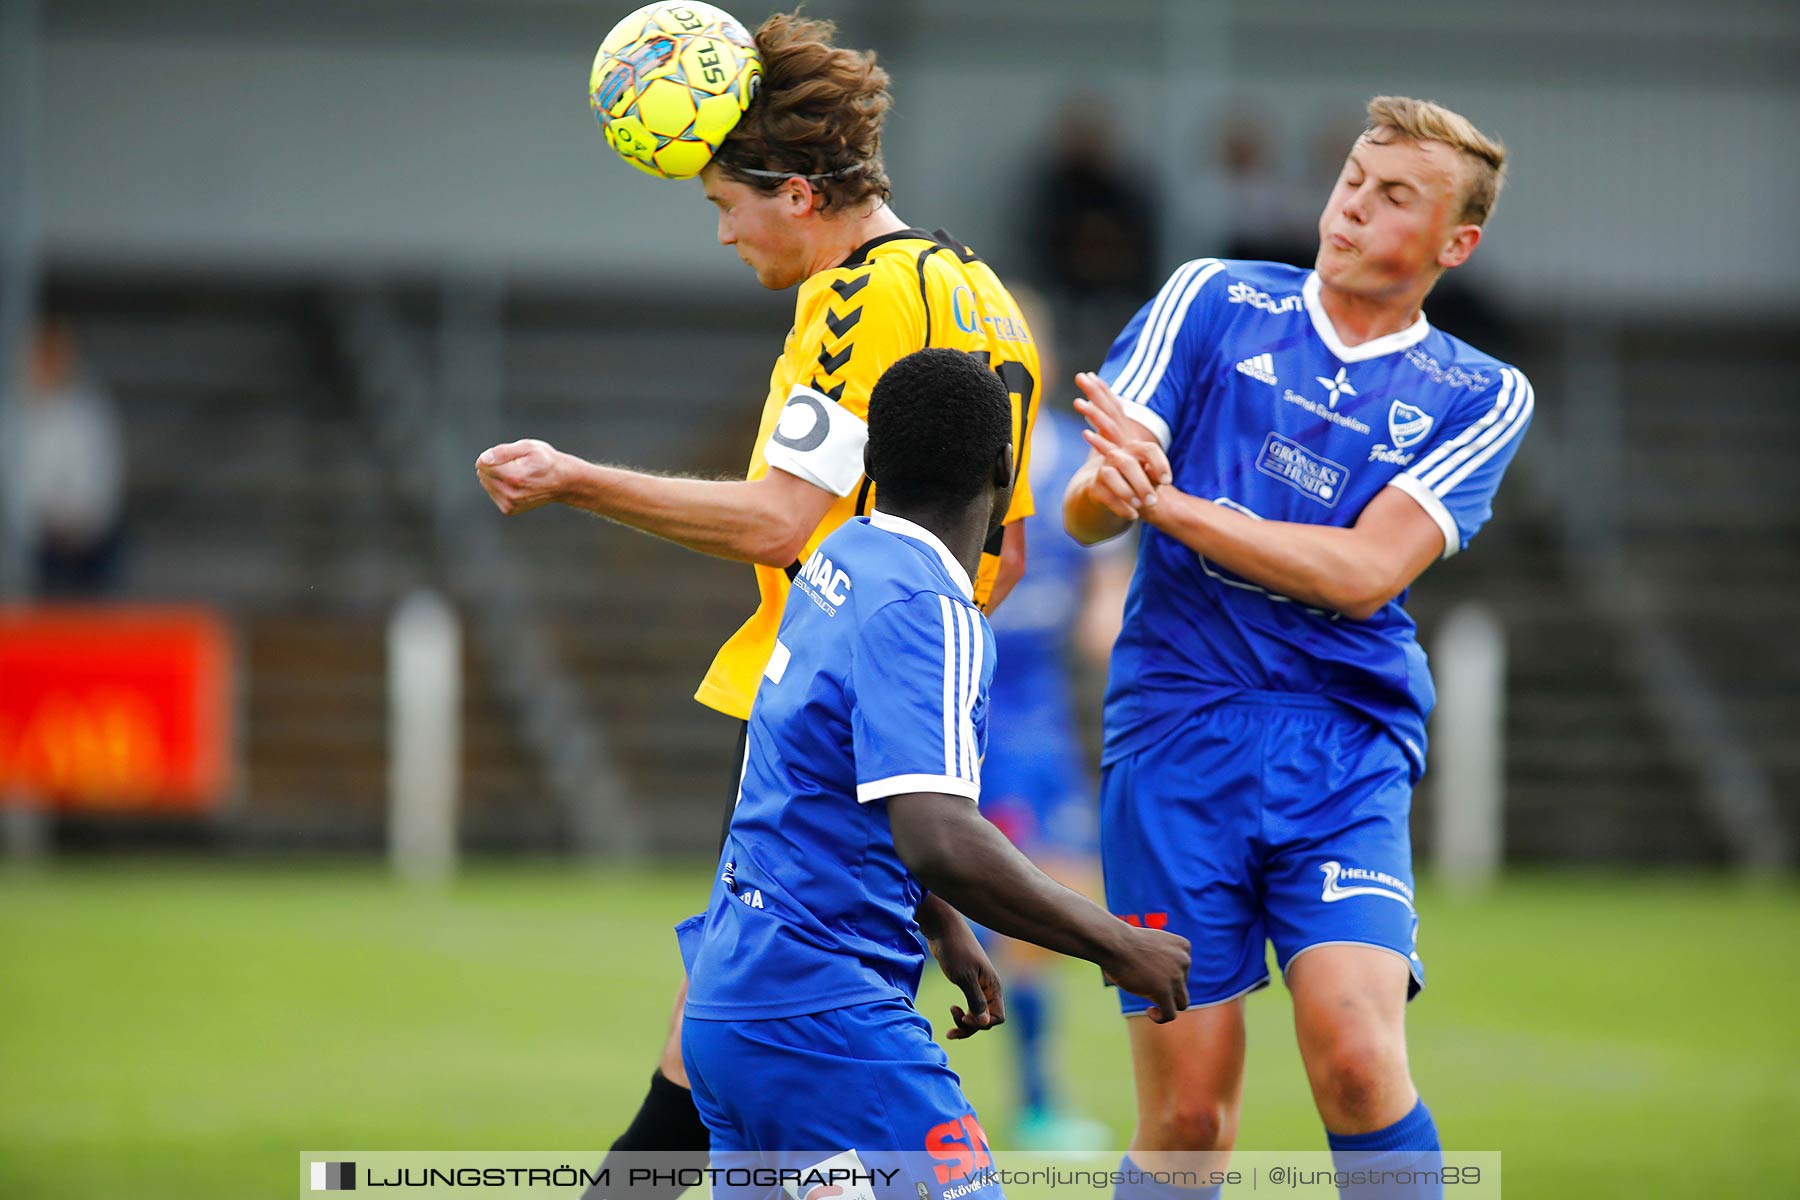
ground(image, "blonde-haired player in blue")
xmin=1067 ymin=98 xmax=1531 ymax=1200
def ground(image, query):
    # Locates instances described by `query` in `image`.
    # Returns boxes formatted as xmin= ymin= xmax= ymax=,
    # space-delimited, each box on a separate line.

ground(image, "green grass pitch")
xmin=2 ymin=863 xmax=1796 ymax=1198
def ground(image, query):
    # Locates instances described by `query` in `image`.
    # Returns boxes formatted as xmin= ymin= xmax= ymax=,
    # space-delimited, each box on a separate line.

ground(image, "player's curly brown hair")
xmin=709 ymin=11 xmax=893 ymax=212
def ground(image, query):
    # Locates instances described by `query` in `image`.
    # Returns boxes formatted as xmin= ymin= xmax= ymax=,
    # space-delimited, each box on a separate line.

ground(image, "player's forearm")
xmin=983 ymin=520 xmax=1027 ymax=613
xmin=893 ymin=796 xmax=1128 ymax=968
xmin=915 ymin=891 xmax=964 ymax=942
xmin=1143 ymin=487 xmax=1395 ymax=619
xmin=555 ymin=457 xmax=806 ymax=566
xmin=1063 ymin=462 xmax=1135 ymax=546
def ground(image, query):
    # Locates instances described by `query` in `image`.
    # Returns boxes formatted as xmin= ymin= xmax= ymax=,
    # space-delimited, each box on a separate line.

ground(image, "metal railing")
xmin=331 ymin=274 xmax=645 ymax=858
xmin=1544 ymin=319 xmax=1788 ymax=873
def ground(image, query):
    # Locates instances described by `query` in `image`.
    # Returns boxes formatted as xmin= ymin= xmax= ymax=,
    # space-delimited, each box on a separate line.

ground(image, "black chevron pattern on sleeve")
xmin=830 ymin=272 xmax=871 ymax=302
xmin=811 ymin=377 xmax=847 ymax=402
xmin=814 ymin=265 xmax=874 ymax=391
xmin=825 ymin=306 xmax=862 ymax=339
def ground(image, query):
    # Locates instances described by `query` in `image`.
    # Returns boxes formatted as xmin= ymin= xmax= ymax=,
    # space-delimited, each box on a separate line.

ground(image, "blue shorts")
xmin=682 ymin=998 xmax=1007 ymax=1200
xmin=981 ymin=730 xmax=1098 ymax=860
xmin=1100 ymin=695 xmax=1424 ymax=1013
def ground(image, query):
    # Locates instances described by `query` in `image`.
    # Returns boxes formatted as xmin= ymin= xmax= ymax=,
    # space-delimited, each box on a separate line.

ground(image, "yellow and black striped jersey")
xmin=694 ymin=227 xmax=1041 ymax=720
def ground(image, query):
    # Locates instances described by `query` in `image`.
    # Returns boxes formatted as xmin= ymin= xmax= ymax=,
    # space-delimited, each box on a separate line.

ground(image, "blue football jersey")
xmin=681 ymin=512 xmax=995 ymax=1021
xmin=1098 ymin=260 xmax=1534 ymax=774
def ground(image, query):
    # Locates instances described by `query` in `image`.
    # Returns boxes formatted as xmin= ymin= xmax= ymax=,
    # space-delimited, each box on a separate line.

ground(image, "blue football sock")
xmin=1325 ymin=1099 xmax=1442 ymax=1199
xmin=1112 ymin=1153 xmax=1222 ymax=1200
xmin=1010 ymin=978 xmax=1051 ymax=1114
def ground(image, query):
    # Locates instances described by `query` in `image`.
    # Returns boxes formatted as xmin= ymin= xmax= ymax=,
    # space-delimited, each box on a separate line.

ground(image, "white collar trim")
xmin=1302 ymin=271 xmax=1431 ymax=363
xmin=869 ymin=510 xmax=974 ymax=601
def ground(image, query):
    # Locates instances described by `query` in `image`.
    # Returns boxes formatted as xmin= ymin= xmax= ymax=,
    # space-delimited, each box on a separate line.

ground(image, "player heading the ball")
xmin=478 ymin=8 xmax=1043 ymax=1185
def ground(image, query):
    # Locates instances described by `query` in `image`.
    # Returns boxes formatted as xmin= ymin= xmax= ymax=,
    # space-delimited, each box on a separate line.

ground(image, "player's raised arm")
xmin=888 ymin=790 xmax=1190 ymax=1023
xmin=476 ymin=438 xmax=837 ymax=568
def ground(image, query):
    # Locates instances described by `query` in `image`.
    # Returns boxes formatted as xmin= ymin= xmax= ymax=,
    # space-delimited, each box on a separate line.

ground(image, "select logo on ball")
xmin=588 ymin=3 xmax=763 ymax=180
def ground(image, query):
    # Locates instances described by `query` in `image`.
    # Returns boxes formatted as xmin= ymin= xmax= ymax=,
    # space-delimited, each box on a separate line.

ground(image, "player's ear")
xmin=994 ymin=442 xmax=1015 ymax=492
xmin=1439 ymin=222 xmax=1482 ymax=270
xmin=783 ymin=175 xmax=818 ymax=215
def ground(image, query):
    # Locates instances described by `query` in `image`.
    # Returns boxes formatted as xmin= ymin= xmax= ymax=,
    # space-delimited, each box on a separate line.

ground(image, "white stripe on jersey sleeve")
xmin=856 ymin=773 xmax=981 ymax=805
xmin=1435 ymin=369 xmax=1534 ymax=496
xmin=939 ymin=595 xmax=956 ymax=779
xmin=1405 ymin=370 xmax=1512 ymax=482
xmin=1115 ymin=260 xmax=1226 ymax=401
xmin=1387 ymin=473 xmax=1461 ymax=560
xmin=1110 ymin=260 xmax=1226 ymax=449
xmin=1118 ymin=261 xmax=1226 ymax=406
xmin=957 ymin=604 xmax=972 ymax=784
xmin=963 ymin=605 xmax=983 ymax=785
xmin=952 ymin=602 xmax=968 ymax=782
xmin=1389 ymin=366 xmax=1534 ymax=559
xmin=1113 ymin=259 xmax=1212 ymax=398
xmin=1117 ymin=399 xmax=1174 ymax=451
xmin=1408 ymin=369 xmax=1520 ymax=487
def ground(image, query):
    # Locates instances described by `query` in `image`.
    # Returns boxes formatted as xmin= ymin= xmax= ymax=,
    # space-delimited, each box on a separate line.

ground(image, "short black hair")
xmin=865 ymin=348 xmax=1012 ymax=511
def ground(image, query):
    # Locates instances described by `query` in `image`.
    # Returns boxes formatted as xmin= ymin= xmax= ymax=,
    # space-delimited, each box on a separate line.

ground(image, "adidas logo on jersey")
xmin=1235 ymin=353 xmax=1278 ymax=385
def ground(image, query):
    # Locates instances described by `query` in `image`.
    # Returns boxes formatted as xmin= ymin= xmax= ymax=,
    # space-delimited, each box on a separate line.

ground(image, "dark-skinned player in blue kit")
xmin=680 ymin=348 xmax=1191 ymax=1197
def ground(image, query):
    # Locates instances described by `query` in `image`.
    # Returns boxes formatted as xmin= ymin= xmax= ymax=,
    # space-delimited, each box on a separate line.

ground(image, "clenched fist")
xmin=476 ymin=439 xmax=569 ymax=515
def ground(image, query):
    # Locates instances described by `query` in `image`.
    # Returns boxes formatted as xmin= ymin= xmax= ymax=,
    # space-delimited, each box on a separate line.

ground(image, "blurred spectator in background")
xmin=981 ymin=294 xmax=1133 ymax=1147
xmin=10 ymin=320 xmax=127 ymax=597
xmin=1214 ymin=106 xmax=1316 ymax=268
xmin=1026 ymin=96 xmax=1161 ymax=367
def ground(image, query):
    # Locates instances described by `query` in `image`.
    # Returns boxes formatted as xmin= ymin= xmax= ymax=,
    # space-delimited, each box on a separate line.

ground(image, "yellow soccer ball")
xmin=588 ymin=3 xmax=761 ymax=181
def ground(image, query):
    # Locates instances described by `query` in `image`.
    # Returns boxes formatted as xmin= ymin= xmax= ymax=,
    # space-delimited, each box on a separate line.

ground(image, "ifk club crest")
xmin=1387 ymin=400 xmax=1433 ymax=449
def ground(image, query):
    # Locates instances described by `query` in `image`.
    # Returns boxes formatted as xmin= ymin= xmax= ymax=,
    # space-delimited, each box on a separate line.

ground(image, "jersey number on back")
xmin=970 ymin=352 xmax=1038 ymax=464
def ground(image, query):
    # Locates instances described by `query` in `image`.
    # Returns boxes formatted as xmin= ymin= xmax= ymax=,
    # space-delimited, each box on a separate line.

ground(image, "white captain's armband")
xmin=762 ymin=383 xmax=869 ymax=497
